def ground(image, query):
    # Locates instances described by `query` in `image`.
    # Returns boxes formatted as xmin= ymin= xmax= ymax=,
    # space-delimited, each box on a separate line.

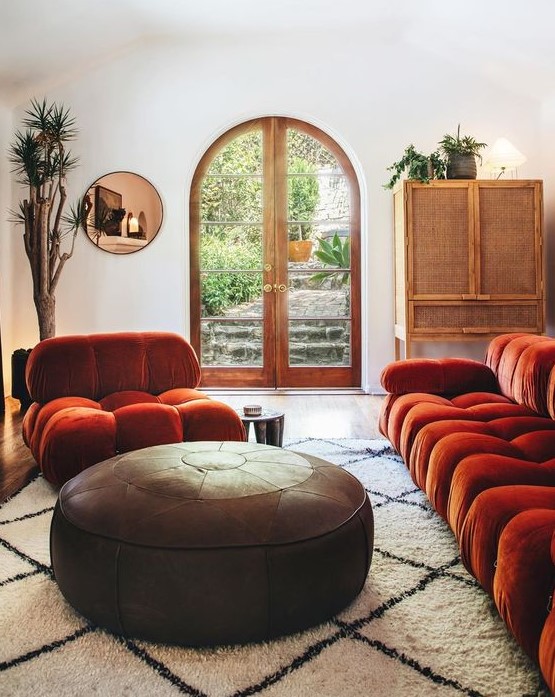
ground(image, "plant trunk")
xmin=35 ymin=293 xmax=56 ymax=340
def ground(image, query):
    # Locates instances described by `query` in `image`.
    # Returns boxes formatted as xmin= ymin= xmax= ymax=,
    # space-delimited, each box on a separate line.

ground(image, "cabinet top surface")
xmin=395 ymin=179 xmax=542 ymax=193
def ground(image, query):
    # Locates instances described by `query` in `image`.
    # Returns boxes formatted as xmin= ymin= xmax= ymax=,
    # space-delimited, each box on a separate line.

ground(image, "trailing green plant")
xmin=438 ymin=124 xmax=487 ymax=160
xmin=311 ymin=233 xmax=350 ymax=287
xmin=384 ymin=145 xmax=446 ymax=189
xmin=8 ymin=98 xmax=82 ymax=340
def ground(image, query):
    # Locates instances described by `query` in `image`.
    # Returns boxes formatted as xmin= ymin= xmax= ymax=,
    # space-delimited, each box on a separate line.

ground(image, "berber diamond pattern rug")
xmin=0 ymin=438 xmax=546 ymax=696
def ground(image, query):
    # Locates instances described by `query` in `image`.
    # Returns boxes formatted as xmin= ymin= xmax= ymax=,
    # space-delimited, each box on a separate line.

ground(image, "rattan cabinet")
xmin=393 ymin=180 xmax=544 ymax=358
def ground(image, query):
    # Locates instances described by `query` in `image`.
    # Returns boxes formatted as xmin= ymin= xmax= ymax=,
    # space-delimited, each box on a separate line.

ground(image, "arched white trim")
xmin=186 ymin=113 xmax=368 ymax=389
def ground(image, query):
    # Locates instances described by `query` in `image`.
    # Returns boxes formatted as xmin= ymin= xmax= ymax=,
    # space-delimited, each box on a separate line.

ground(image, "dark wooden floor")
xmin=0 ymin=397 xmax=38 ymax=502
xmin=0 ymin=393 xmax=384 ymax=503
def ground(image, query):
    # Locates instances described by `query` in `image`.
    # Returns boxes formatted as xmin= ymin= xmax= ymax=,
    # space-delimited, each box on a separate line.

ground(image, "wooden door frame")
xmin=190 ymin=116 xmax=361 ymax=388
xmin=190 ymin=118 xmax=273 ymax=387
xmin=274 ymin=117 xmax=361 ymax=387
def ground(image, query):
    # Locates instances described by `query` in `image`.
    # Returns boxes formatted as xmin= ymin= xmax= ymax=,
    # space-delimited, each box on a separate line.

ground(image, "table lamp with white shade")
xmin=483 ymin=137 xmax=527 ymax=178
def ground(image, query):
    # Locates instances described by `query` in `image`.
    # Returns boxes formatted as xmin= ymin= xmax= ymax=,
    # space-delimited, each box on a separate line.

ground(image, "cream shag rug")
xmin=0 ymin=438 xmax=546 ymax=697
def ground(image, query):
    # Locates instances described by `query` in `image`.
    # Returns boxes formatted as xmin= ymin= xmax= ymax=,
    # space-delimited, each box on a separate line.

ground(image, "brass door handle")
xmin=264 ymin=283 xmax=292 ymax=293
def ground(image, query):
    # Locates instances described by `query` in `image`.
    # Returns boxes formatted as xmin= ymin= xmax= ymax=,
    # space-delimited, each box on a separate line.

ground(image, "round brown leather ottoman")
xmin=50 ymin=441 xmax=373 ymax=646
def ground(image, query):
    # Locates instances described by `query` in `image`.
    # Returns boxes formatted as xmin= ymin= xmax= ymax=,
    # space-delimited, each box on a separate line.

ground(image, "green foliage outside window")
xmin=200 ymin=234 xmax=262 ymax=316
xmin=288 ymin=157 xmax=320 ymax=241
xmin=199 ymin=130 xmax=325 ymax=314
xmin=202 ymin=132 xmax=263 ymax=226
xmin=311 ymin=233 xmax=350 ymax=288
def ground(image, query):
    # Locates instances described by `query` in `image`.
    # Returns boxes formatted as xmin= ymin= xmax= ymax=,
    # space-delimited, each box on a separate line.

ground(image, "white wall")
xmin=0 ymin=104 xmax=14 ymax=398
xmin=540 ymin=97 xmax=555 ymax=339
xmin=2 ymin=30 xmax=546 ymax=393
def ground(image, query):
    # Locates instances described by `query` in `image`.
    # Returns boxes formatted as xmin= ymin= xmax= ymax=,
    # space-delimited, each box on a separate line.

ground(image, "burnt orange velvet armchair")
xmin=22 ymin=332 xmax=246 ymax=486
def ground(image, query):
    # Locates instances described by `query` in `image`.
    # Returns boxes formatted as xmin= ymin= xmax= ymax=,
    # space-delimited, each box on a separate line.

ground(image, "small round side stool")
xmin=238 ymin=408 xmax=285 ymax=446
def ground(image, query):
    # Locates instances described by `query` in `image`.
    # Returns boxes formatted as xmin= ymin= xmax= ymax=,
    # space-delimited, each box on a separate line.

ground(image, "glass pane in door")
xmin=286 ymin=128 xmax=352 ymax=367
xmin=289 ymin=319 xmax=351 ymax=366
xmin=199 ymin=130 xmax=265 ymax=367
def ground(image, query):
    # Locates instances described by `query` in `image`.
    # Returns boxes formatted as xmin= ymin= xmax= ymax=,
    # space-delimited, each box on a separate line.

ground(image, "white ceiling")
xmin=1 ymin=0 xmax=555 ymax=106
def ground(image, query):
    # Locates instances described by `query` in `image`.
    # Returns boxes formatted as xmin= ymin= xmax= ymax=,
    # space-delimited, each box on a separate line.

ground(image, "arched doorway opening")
xmin=190 ymin=117 xmax=360 ymax=388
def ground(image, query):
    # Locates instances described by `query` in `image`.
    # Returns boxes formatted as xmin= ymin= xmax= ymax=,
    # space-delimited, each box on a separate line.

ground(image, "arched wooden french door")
xmin=190 ymin=117 xmax=360 ymax=388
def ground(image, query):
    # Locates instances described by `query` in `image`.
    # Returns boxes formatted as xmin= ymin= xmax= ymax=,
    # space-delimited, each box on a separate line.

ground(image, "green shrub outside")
xmin=201 ymin=235 xmax=262 ymax=316
xmin=199 ymin=132 xmax=320 ymax=316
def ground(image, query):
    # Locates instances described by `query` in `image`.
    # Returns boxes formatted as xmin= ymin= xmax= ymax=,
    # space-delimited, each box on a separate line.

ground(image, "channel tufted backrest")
xmin=513 ymin=341 xmax=555 ymax=417
xmin=486 ymin=333 xmax=555 ymax=415
xmin=26 ymin=332 xmax=201 ymax=404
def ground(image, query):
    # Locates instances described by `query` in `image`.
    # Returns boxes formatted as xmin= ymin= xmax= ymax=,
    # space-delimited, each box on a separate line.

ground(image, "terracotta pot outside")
xmin=288 ymin=240 xmax=313 ymax=262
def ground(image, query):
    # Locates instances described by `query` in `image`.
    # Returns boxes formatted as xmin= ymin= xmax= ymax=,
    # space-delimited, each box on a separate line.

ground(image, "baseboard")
xmin=203 ymin=387 xmax=368 ymax=396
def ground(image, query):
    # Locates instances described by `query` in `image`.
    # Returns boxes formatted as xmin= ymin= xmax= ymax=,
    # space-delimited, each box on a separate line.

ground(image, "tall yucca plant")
xmin=9 ymin=98 xmax=84 ymax=340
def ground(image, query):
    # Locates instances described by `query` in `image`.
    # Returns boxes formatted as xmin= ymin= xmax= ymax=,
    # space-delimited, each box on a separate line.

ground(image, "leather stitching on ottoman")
xmin=50 ymin=441 xmax=374 ymax=646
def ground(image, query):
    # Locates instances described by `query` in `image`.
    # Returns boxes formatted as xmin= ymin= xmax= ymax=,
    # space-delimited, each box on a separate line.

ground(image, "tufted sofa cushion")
xmin=495 ymin=507 xmax=555 ymax=660
xmin=22 ymin=332 xmax=246 ymax=486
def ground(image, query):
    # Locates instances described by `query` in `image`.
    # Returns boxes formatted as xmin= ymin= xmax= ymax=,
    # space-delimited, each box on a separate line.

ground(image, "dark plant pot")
xmin=447 ymin=154 xmax=477 ymax=179
xmin=12 ymin=348 xmax=32 ymax=411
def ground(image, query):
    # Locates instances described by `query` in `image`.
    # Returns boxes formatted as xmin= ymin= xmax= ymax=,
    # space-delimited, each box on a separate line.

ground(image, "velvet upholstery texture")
xmin=495 ymin=508 xmax=555 ymax=660
xmin=379 ymin=333 xmax=555 ymax=694
xmin=23 ymin=332 xmax=246 ymax=486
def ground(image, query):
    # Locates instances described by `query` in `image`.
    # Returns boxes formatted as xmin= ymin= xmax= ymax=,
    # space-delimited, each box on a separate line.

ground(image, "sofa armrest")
xmin=380 ymin=358 xmax=499 ymax=396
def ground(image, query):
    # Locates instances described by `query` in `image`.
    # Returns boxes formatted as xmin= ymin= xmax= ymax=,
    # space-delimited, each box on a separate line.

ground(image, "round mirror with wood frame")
xmin=82 ymin=171 xmax=163 ymax=254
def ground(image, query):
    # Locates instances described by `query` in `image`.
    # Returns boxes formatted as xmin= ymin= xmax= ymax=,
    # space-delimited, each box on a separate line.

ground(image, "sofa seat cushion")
xmin=449 ymin=392 xmax=513 ymax=408
xmin=448 ymin=454 xmax=555 ymax=539
xmin=424 ymin=432 xmax=522 ymax=519
xmin=98 ymin=388 xmax=210 ymax=412
xmin=31 ymin=398 xmax=245 ymax=486
xmin=458 ymin=487 xmax=555 ymax=602
xmin=23 ymin=397 xmax=101 ymax=451
xmin=494 ymin=508 xmax=555 ymax=660
xmin=99 ymin=390 xmax=160 ymax=411
xmin=114 ymin=403 xmax=184 ymax=453
xmin=158 ymin=388 xmax=208 ymax=405
xmin=409 ymin=416 xmax=555 ymax=497
xmin=383 ymin=392 xmax=517 ymax=455
xmin=539 ymin=529 xmax=555 ymax=689
xmin=398 ymin=399 xmax=535 ymax=463
xmin=409 ymin=419 xmax=495 ymax=490
xmin=423 ymin=427 xmax=555 ymax=521
xmin=39 ymin=406 xmax=117 ymax=485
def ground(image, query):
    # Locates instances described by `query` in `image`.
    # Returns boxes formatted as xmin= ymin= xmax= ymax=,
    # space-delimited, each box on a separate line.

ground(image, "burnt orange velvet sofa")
xmin=22 ymin=332 xmax=246 ymax=486
xmin=379 ymin=333 xmax=555 ymax=694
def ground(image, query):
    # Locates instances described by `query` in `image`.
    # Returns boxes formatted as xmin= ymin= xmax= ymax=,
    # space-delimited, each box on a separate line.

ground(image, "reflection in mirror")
xmin=83 ymin=172 xmax=163 ymax=254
